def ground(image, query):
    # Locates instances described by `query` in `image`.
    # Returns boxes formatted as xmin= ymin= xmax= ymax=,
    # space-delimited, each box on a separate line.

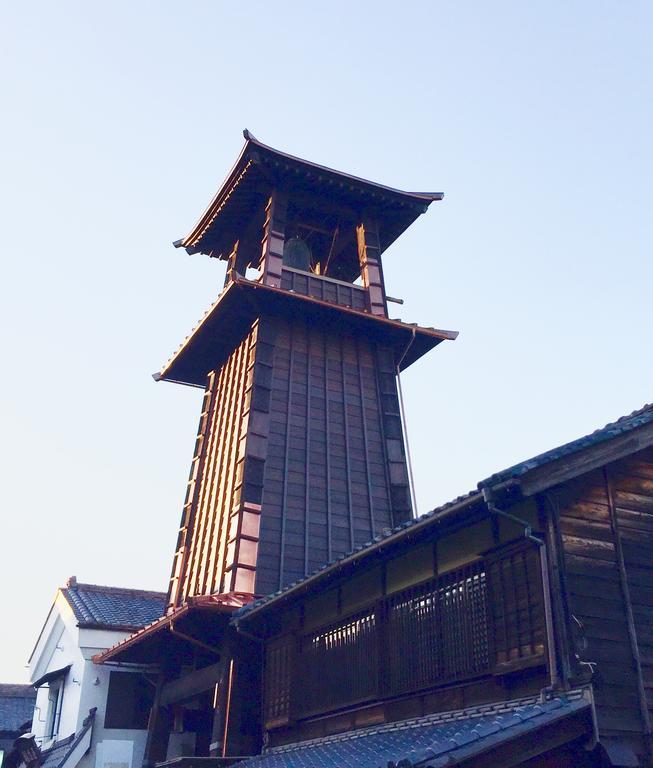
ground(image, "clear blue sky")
xmin=2 ymin=2 xmax=651 ymax=681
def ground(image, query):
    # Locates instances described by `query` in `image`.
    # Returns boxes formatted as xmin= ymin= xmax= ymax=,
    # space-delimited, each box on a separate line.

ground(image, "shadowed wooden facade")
xmin=232 ymin=418 xmax=653 ymax=765
xmin=549 ymin=447 xmax=653 ymax=758
xmin=163 ymin=132 xmax=457 ymax=610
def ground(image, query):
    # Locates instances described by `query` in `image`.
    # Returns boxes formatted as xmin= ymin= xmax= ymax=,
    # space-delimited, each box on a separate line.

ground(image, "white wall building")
xmin=27 ymin=579 xmax=165 ymax=768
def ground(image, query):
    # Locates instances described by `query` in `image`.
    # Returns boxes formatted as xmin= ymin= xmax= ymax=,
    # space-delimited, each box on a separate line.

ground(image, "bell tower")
xmin=160 ymin=131 xmax=457 ymax=611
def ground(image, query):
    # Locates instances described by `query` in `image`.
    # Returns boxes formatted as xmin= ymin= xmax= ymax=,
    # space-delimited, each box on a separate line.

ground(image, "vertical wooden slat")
xmin=304 ymin=321 xmax=311 ymax=576
xmin=355 ymin=337 xmax=376 ymax=536
xmin=323 ymin=331 xmax=332 ymax=563
xmin=339 ymin=335 xmax=355 ymax=551
xmin=278 ymin=324 xmax=295 ymax=591
xmin=194 ymin=363 xmax=228 ymax=596
xmin=219 ymin=332 xmax=254 ymax=591
xmin=605 ymin=468 xmax=653 ymax=752
xmin=214 ymin=333 xmax=251 ymax=592
xmin=166 ymin=371 xmax=218 ymax=610
xmin=199 ymin=339 xmax=243 ymax=594
xmin=186 ymin=358 xmax=230 ymax=599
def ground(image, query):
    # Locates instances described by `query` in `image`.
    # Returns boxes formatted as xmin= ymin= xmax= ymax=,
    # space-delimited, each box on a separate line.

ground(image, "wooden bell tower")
xmin=159 ymin=131 xmax=457 ymax=611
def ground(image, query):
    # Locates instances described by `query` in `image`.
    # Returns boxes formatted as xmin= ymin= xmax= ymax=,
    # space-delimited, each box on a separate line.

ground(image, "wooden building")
xmin=96 ymin=134 xmax=653 ymax=767
xmin=232 ymin=404 xmax=653 ymax=766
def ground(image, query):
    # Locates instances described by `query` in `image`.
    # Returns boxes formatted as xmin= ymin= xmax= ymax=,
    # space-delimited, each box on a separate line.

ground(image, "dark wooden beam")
xmin=160 ymin=662 xmax=224 ymax=707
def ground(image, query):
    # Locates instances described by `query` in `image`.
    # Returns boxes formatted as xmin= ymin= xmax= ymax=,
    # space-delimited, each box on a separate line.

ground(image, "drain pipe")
xmin=396 ymin=328 xmax=418 ymax=518
xmin=482 ymin=490 xmax=560 ymax=695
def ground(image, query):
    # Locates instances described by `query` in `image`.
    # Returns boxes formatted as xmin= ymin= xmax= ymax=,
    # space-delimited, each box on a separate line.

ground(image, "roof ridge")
xmin=610 ymin=401 xmax=653 ymax=427
xmin=63 ymin=583 xmax=166 ymax=598
xmin=480 ymin=399 xmax=653 ymax=490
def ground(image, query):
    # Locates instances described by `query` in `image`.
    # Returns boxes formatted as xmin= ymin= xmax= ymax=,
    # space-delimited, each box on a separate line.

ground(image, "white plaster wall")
xmin=75 ymin=655 xmax=149 ymax=768
xmin=29 ymin=599 xmax=85 ymax=747
xmin=28 ymin=593 xmax=152 ymax=768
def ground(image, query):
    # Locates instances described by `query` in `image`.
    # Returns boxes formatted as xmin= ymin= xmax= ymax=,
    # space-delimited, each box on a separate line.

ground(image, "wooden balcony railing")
xmin=263 ymin=540 xmax=547 ymax=728
xmin=280 ymin=267 xmax=368 ymax=312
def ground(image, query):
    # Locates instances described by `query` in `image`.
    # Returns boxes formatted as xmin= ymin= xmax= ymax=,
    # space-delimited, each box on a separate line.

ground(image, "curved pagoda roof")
xmin=174 ymin=130 xmax=444 ymax=260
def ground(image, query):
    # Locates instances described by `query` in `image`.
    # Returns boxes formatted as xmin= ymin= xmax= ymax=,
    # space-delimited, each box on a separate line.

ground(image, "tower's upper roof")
xmin=174 ymin=130 xmax=444 ymax=260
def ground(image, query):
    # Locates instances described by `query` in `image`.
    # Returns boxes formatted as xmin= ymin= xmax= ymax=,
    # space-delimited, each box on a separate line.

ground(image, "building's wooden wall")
xmin=167 ymin=325 xmax=257 ymax=607
xmin=258 ymin=535 xmax=548 ymax=747
xmin=254 ymin=315 xmax=410 ymax=595
xmin=167 ymin=309 xmax=415 ymax=605
xmin=556 ymin=446 xmax=653 ymax=756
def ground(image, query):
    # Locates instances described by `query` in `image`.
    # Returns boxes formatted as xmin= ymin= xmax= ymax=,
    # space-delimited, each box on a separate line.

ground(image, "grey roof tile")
xmin=40 ymin=736 xmax=75 ymax=768
xmin=238 ymin=692 xmax=591 ymax=768
xmin=0 ymin=685 xmax=36 ymax=732
xmin=60 ymin=582 xmax=165 ymax=630
xmin=479 ymin=402 xmax=653 ymax=489
xmin=39 ymin=710 xmax=96 ymax=768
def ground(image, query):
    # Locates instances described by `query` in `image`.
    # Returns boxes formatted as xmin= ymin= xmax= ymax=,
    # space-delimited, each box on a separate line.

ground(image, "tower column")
xmin=357 ymin=216 xmax=388 ymax=317
xmin=260 ymin=190 xmax=287 ymax=288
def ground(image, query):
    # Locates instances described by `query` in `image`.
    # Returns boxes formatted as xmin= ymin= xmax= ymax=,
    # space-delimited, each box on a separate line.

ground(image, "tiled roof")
xmin=61 ymin=581 xmax=166 ymax=630
xmin=0 ymin=685 xmax=36 ymax=732
xmin=479 ymin=403 xmax=653 ymax=489
xmin=39 ymin=710 xmax=95 ymax=768
xmin=238 ymin=692 xmax=591 ymax=768
xmin=40 ymin=735 xmax=76 ymax=768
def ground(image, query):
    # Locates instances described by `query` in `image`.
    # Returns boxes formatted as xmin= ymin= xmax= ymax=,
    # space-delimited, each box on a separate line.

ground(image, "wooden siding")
xmin=167 ymin=325 xmax=257 ymax=608
xmin=255 ymin=315 xmax=409 ymax=595
xmin=262 ymin=540 xmax=546 ymax=733
xmin=167 ymin=309 xmax=414 ymax=605
xmin=557 ymin=447 xmax=653 ymax=752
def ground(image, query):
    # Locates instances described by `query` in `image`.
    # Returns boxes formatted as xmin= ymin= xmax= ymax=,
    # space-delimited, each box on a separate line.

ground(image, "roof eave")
xmin=156 ymin=278 xmax=458 ymax=387
xmin=94 ymin=592 xmax=254 ymax=664
xmin=480 ymin=414 xmax=653 ymax=501
xmin=175 ymin=130 xmax=444 ymax=254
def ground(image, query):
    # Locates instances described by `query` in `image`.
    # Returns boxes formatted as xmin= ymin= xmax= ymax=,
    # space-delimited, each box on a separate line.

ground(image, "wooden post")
xmin=356 ymin=217 xmax=387 ymax=317
xmin=224 ymin=242 xmax=239 ymax=287
xmin=142 ymin=672 xmax=175 ymax=767
xmin=209 ymin=657 xmax=232 ymax=758
xmin=538 ymin=493 xmax=572 ymax=687
xmin=260 ymin=191 xmax=287 ymax=288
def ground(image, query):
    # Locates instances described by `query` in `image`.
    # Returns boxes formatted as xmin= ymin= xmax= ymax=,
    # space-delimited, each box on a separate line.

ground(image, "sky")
xmin=1 ymin=2 xmax=652 ymax=682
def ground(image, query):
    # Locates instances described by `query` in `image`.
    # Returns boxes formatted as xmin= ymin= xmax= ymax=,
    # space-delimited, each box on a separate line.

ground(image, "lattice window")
xmin=264 ymin=635 xmax=293 ymax=727
xmin=263 ymin=540 xmax=546 ymax=725
xmin=383 ymin=560 xmax=489 ymax=695
xmin=299 ymin=609 xmax=378 ymax=715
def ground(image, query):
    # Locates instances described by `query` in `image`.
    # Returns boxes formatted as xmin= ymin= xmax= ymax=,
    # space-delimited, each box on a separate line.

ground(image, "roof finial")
xmin=66 ymin=575 xmax=77 ymax=588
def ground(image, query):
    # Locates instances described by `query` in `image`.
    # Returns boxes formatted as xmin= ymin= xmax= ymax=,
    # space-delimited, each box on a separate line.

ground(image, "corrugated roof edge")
xmin=478 ymin=402 xmax=653 ymax=489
